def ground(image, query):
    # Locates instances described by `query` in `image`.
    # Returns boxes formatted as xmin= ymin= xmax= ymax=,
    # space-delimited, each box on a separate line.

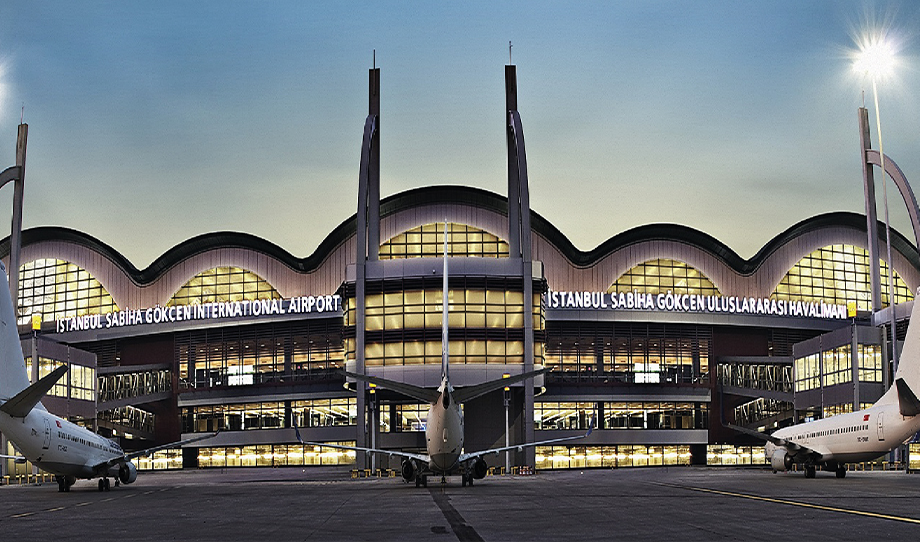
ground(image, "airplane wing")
xmin=293 ymin=425 xmax=429 ymax=464
xmin=93 ymin=431 xmax=220 ymax=471
xmin=458 ymin=415 xmax=596 ymax=464
xmin=123 ymin=431 xmax=220 ymax=461
xmin=725 ymin=423 xmax=812 ymax=455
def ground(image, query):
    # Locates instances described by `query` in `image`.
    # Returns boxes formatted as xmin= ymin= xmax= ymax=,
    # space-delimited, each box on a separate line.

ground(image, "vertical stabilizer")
xmin=441 ymin=220 xmax=449 ymax=383
xmin=0 ymin=263 xmax=31 ymax=403
xmin=893 ymin=295 xmax=920 ymax=404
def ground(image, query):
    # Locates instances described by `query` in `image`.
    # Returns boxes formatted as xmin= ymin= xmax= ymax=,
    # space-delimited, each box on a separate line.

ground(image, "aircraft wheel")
xmin=98 ymin=479 xmax=105 ymax=491
xmin=804 ymin=465 xmax=816 ymax=479
xmin=468 ymin=474 xmax=473 ymax=487
xmin=462 ymin=474 xmax=467 ymax=487
xmin=836 ymin=467 xmax=846 ymax=479
xmin=415 ymin=476 xmax=421 ymax=487
xmin=105 ymin=478 xmax=111 ymax=491
xmin=422 ymin=475 xmax=428 ymax=488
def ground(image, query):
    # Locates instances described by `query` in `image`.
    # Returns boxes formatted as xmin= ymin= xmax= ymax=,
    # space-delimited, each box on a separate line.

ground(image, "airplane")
xmin=0 ymin=263 xmax=217 ymax=492
xmin=729 ymin=291 xmax=920 ymax=478
xmin=295 ymin=226 xmax=594 ymax=487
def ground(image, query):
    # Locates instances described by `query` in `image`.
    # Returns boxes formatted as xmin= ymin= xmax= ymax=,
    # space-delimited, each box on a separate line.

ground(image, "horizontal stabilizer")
xmin=896 ymin=378 xmax=920 ymax=417
xmin=0 ymin=365 xmax=67 ymax=418
xmin=452 ymin=368 xmax=548 ymax=404
xmin=344 ymin=371 xmax=440 ymax=403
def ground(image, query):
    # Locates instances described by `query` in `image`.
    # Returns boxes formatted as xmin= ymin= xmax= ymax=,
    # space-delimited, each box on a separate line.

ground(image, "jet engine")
xmin=770 ymin=450 xmax=793 ymax=472
xmin=471 ymin=457 xmax=488 ymax=480
xmin=119 ymin=462 xmax=138 ymax=485
xmin=401 ymin=459 xmax=417 ymax=482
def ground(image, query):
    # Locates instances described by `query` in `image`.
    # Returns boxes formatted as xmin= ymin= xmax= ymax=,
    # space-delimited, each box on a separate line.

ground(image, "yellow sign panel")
xmin=847 ymin=301 xmax=857 ymax=318
xmin=31 ymin=313 xmax=42 ymax=330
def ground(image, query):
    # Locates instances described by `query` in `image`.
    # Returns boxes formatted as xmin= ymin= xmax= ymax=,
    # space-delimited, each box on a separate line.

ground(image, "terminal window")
xmin=379 ymin=222 xmax=509 ymax=259
xmin=608 ymin=259 xmax=719 ymax=297
xmin=167 ymin=266 xmax=281 ymax=306
xmin=18 ymin=259 xmax=118 ymax=326
xmin=772 ymin=244 xmax=913 ymax=311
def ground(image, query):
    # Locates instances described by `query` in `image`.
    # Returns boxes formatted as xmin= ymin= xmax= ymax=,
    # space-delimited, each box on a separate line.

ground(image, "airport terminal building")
xmin=2 ymin=66 xmax=919 ymax=476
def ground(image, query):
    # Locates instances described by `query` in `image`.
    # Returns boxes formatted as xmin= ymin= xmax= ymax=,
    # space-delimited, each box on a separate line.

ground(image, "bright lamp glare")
xmin=853 ymin=36 xmax=896 ymax=79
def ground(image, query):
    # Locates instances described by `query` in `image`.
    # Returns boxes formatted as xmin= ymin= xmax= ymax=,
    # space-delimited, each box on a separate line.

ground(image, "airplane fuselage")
xmin=766 ymin=400 xmax=920 ymax=466
xmin=424 ymin=384 xmax=464 ymax=474
xmin=0 ymin=407 xmax=127 ymax=480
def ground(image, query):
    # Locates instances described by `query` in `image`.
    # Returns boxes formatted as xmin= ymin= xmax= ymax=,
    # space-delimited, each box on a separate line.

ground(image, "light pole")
xmin=503 ymin=373 xmax=510 ymax=474
xmin=854 ymin=35 xmax=899 ymax=373
xmin=854 ymin=32 xmax=906 ymax=469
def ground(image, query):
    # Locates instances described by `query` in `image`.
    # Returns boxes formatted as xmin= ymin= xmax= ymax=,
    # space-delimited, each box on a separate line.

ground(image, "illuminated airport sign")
xmin=55 ymin=295 xmax=342 ymax=333
xmin=545 ymin=290 xmax=847 ymax=320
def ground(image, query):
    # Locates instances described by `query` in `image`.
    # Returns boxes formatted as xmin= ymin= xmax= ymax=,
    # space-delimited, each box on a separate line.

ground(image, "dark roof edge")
xmin=0 ymin=186 xmax=916 ymax=283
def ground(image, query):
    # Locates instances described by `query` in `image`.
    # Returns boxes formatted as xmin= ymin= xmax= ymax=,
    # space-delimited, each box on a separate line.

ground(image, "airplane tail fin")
xmin=0 ymin=263 xmax=32 ymax=405
xmin=892 ymin=295 xmax=920 ymax=415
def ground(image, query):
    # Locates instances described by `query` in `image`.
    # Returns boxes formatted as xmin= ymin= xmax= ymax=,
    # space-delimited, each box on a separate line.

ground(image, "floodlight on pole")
xmin=853 ymin=33 xmax=899 ymax=371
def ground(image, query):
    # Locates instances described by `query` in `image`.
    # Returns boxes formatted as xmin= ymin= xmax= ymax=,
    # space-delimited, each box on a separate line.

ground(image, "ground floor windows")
xmin=135 ymin=449 xmax=183 ymax=470
xmin=706 ymin=445 xmax=766 ymax=466
xmin=535 ymin=445 xmax=692 ymax=469
xmin=196 ymin=443 xmax=356 ymax=468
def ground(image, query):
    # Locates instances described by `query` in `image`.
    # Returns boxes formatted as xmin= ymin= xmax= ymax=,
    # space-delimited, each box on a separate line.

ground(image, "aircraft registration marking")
xmin=651 ymin=482 xmax=920 ymax=525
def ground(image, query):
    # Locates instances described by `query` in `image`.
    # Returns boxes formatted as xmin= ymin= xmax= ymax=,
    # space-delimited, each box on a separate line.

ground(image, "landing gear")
xmin=804 ymin=465 xmax=816 ymax=479
xmin=55 ymin=475 xmax=72 ymax=493
xmin=461 ymin=472 xmax=474 ymax=487
xmin=421 ymin=475 xmax=428 ymax=488
xmin=835 ymin=466 xmax=847 ymax=479
xmin=98 ymin=478 xmax=111 ymax=491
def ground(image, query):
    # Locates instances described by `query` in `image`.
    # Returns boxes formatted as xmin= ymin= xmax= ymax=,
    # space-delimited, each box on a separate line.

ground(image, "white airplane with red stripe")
xmin=731 ymin=292 xmax=920 ymax=478
xmin=0 ymin=262 xmax=216 ymax=491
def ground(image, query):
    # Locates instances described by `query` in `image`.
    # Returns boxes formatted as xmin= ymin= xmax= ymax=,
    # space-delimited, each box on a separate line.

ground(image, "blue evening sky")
xmin=0 ymin=1 xmax=918 ymax=267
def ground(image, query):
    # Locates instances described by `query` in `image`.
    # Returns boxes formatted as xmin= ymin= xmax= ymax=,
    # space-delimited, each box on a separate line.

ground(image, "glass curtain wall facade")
xmin=168 ymin=266 xmax=281 ymax=306
xmin=345 ymin=223 xmax=545 ymax=369
xmin=176 ymin=320 xmax=344 ymax=389
xmin=17 ymin=259 xmax=117 ymax=326
xmin=535 ymin=401 xmax=708 ymax=431
xmin=608 ymin=259 xmax=719 ymax=296
xmin=772 ymin=244 xmax=914 ymax=310
xmin=545 ymin=323 xmax=710 ymax=384
xmin=794 ymin=344 xmax=883 ymax=393
xmin=182 ymin=398 xmax=356 ymax=433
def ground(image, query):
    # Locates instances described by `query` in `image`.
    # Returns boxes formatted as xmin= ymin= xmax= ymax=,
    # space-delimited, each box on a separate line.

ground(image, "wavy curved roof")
xmin=0 ymin=185 xmax=917 ymax=283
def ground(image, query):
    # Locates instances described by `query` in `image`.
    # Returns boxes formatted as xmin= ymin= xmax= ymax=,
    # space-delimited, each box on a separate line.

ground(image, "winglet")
xmin=0 ymin=364 xmax=67 ymax=418
xmin=586 ymin=413 xmax=596 ymax=437
xmin=293 ymin=424 xmax=305 ymax=444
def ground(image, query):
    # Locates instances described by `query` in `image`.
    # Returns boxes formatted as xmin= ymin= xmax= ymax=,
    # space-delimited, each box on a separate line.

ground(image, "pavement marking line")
xmin=10 ymin=512 xmax=34 ymax=518
xmin=46 ymin=507 xmax=66 ymax=512
xmin=429 ymin=489 xmax=485 ymax=542
xmin=75 ymin=502 xmax=91 ymax=507
xmin=651 ymin=482 xmax=920 ymax=525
